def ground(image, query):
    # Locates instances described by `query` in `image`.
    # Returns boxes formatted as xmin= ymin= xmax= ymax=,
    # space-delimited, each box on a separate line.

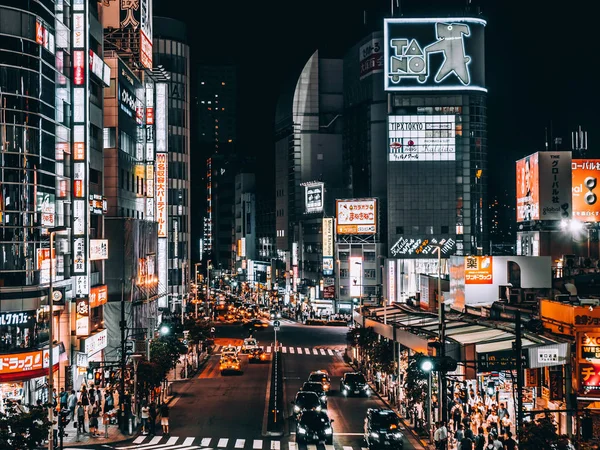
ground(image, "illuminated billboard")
xmin=322 ymin=218 xmax=334 ymax=276
xmin=390 ymin=236 xmax=456 ymax=258
xmin=336 ymin=199 xmax=377 ymax=235
xmin=359 ymin=38 xmax=383 ymax=80
xmin=349 ymin=257 xmax=363 ymax=298
xmin=464 ymin=256 xmax=492 ymax=284
xmin=384 ymin=18 xmax=486 ymax=92
xmin=516 ymin=151 xmax=572 ymax=222
xmin=156 ymin=152 xmax=168 ymax=237
xmin=304 ymin=182 xmax=324 ymax=213
xmin=388 ymin=115 xmax=456 ymax=161
xmin=572 ymin=160 xmax=600 ymax=221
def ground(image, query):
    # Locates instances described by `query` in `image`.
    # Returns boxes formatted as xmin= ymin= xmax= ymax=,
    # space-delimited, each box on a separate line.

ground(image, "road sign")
xmin=273 ymin=320 xmax=281 ymax=328
xmin=210 ymin=327 xmax=216 ymax=333
xmin=274 ymin=326 xmax=280 ymax=332
xmin=125 ymin=340 xmax=134 ymax=351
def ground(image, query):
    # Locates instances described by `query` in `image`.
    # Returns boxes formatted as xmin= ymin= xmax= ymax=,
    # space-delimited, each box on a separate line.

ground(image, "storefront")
xmin=73 ymin=328 xmax=108 ymax=391
xmin=0 ymin=346 xmax=61 ymax=409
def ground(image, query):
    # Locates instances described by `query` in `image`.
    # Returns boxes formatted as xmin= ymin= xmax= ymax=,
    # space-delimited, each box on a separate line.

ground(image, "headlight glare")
xmin=294 ymin=405 xmax=300 ymax=412
xmin=370 ymin=432 xmax=379 ymax=439
xmin=316 ymin=405 xmax=322 ymax=412
xmin=297 ymin=427 xmax=306 ymax=434
xmin=325 ymin=427 xmax=333 ymax=435
xmin=393 ymin=433 xmax=403 ymax=439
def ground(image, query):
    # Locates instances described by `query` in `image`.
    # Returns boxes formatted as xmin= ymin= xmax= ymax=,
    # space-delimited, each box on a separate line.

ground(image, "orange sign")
xmin=0 ymin=348 xmax=58 ymax=382
xmin=465 ymin=256 xmax=493 ymax=284
xmin=572 ymin=159 xmax=600 ymax=222
xmin=516 ymin=153 xmax=539 ymax=222
xmin=89 ymin=285 xmax=108 ymax=308
xmin=36 ymin=248 xmax=55 ymax=270
xmin=74 ymin=142 xmax=85 ymax=160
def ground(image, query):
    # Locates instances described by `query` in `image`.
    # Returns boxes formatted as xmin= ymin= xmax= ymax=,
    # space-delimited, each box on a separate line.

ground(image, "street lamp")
xmin=194 ymin=263 xmax=202 ymax=318
xmin=47 ymin=226 xmax=66 ymax=450
xmin=432 ymin=244 xmax=446 ymax=424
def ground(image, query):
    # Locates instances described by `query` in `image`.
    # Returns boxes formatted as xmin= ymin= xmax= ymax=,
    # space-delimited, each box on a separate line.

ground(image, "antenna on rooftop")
xmin=572 ymin=125 xmax=588 ymax=158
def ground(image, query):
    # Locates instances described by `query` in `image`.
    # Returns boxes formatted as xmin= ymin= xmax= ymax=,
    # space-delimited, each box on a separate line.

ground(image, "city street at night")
xmin=88 ymin=320 xmax=422 ymax=450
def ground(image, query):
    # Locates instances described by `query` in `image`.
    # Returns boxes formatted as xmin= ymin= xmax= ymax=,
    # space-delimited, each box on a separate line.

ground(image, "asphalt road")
xmin=100 ymin=319 xmax=421 ymax=450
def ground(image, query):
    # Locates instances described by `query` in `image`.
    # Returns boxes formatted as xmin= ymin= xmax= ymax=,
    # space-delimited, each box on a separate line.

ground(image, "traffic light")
xmin=419 ymin=356 xmax=458 ymax=373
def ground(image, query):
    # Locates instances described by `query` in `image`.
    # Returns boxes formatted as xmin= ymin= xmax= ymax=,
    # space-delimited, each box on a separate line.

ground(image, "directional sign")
xmin=210 ymin=327 xmax=216 ymax=333
xmin=273 ymin=320 xmax=281 ymax=328
xmin=274 ymin=327 xmax=280 ymax=332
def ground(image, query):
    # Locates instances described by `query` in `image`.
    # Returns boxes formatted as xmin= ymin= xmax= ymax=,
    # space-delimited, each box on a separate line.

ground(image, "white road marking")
xmin=343 ymin=446 xmax=354 ymax=450
xmin=201 ymin=438 xmax=212 ymax=446
xmin=166 ymin=437 xmax=179 ymax=445
xmin=313 ymin=349 xmax=319 ymax=355
xmin=320 ymin=348 xmax=326 ymax=355
xmin=183 ymin=437 xmax=195 ymax=445
xmin=282 ymin=347 xmax=287 ymax=353
xmin=307 ymin=445 xmax=317 ymax=450
xmin=235 ymin=439 xmax=245 ymax=448
xmin=253 ymin=439 xmax=263 ymax=449
xmin=270 ymin=441 xmax=280 ymax=450
xmin=304 ymin=348 xmax=310 ymax=354
xmin=266 ymin=346 xmax=272 ymax=353
xmin=325 ymin=445 xmax=335 ymax=450
xmin=149 ymin=436 xmax=162 ymax=445
xmin=327 ymin=349 xmax=334 ymax=355
xmin=288 ymin=443 xmax=298 ymax=450
xmin=218 ymin=438 xmax=229 ymax=447
xmin=133 ymin=436 xmax=146 ymax=444
xmin=296 ymin=347 xmax=302 ymax=354
xmin=289 ymin=347 xmax=295 ymax=354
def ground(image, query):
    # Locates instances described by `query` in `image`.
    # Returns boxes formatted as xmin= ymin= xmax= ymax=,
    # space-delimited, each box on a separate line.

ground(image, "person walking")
xmin=59 ymin=388 xmax=68 ymax=411
xmin=160 ymin=403 xmax=170 ymax=435
xmin=67 ymin=390 xmax=78 ymax=422
xmin=89 ymin=406 xmax=100 ymax=436
xmin=141 ymin=402 xmax=150 ymax=434
xmin=104 ymin=389 xmax=114 ymax=413
xmin=149 ymin=402 xmax=157 ymax=435
xmin=76 ymin=401 xmax=86 ymax=434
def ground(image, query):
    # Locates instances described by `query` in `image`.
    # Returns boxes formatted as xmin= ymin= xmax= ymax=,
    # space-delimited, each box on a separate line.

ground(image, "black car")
xmin=300 ymin=381 xmax=327 ymax=407
xmin=291 ymin=391 xmax=322 ymax=419
xmin=364 ymin=409 xmax=404 ymax=449
xmin=296 ymin=410 xmax=334 ymax=445
xmin=340 ymin=372 xmax=371 ymax=397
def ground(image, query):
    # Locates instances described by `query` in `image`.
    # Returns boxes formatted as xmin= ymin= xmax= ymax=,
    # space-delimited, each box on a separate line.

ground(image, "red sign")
xmin=140 ymin=30 xmax=153 ymax=69
xmin=73 ymin=142 xmax=85 ymax=161
xmin=579 ymin=363 xmax=600 ymax=394
xmin=465 ymin=256 xmax=493 ymax=284
xmin=73 ymin=50 xmax=85 ymax=85
xmin=146 ymin=107 xmax=154 ymax=125
xmin=89 ymin=285 xmax=108 ymax=308
xmin=74 ymin=180 xmax=84 ymax=198
xmin=0 ymin=349 xmax=58 ymax=382
xmin=35 ymin=21 xmax=44 ymax=45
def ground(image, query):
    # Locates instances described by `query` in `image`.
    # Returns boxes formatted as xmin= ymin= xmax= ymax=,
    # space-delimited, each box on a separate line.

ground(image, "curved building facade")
xmin=153 ymin=17 xmax=191 ymax=307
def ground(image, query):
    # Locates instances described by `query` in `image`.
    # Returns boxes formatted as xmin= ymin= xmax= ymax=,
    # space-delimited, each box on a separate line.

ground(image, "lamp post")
xmin=47 ymin=226 xmax=66 ymax=450
xmin=194 ymin=263 xmax=201 ymax=318
xmin=433 ymin=245 xmax=446 ymax=424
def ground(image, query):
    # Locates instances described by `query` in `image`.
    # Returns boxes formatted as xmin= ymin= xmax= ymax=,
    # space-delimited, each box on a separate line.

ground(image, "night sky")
xmin=154 ymin=0 xmax=598 ymax=201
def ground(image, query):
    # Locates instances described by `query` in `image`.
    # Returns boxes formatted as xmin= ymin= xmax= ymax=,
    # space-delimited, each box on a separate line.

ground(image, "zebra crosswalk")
xmin=213 ymin=345 xmax=345 ymax=356
xmin=119 ymin=436 xmax=369 ymax=450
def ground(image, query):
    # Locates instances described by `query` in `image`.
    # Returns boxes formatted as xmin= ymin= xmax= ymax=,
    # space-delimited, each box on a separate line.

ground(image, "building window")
xmin=364 ymin=269 xmax=377 ymax=279
xmin=340 ymin=269 xmax=349 ymax=278
xmin=339 ymin=252 xmax=349 ymax=261
xmin=364 ymin=252 xmax=376 ymax=262
xmin=396 ymin=226 xmax=404 ymax=234
xmin=441 ymin=225 xmax=449 ymax=234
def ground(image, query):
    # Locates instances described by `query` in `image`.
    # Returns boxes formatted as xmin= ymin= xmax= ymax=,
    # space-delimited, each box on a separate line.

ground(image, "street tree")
xmin=0 ymin=402 xmax=51 ymax=449
xmin=184 ymin=317 xmax=211 ymax=344
xmin=370 ymin=340 xmax=396 ymax=375
xmin=150 ymin=335 xmax=188 ymax=380
xmin=519 ymin=413 xmax=573 ymax=450
xmin=404 ymin=352 xmax=429 ymax=405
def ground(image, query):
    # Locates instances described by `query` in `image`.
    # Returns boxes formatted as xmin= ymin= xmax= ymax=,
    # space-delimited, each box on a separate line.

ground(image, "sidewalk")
xmin=348 ymin=358 xmax=433 ymax=450
xmin=62 ymin=350 xmax=212 ymax=447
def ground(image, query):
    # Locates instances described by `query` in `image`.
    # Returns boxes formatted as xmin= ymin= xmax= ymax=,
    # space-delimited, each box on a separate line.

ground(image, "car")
xmin=301 ymin=382 xmax=327 ymax=407
xmin=248 ymin=348 xmax=268 ymax=363
xmin=270 ymin=309 xmax=282 ymax=319
xmin=291 ymin=391 xmax=322 ymax=419
xmin=340 ymin=372 xmax=371 ymax=397
xmin=220 ymin=356 xmax=243 ymax=375
xmin=241 ymin=338 xmax=259 ymax=353
xmin=308 ymin=370 xmax=331 ymax=392
xmin=245 ymin=319 xmax=268 ymax=330
xmin=296 ymin=410 xmax=334 ymax=445
xmin=364 ymin=409 xmax=404 ymax=449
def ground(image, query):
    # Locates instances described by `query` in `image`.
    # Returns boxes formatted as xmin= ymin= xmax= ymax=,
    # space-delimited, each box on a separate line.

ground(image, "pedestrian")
xmin=104 ymin=389 xmax=114 ymax=413
xmin=76 ymin=401 xmax=86 ymax=433
xmin=434 ymin=421 xmax=448 ymax=450
xmin=52 ymin=388 xmax=58 ymax=409
xmin=89 ymin=406 xmax=100 ymax=436
xmin=474 ymin=427 xmax=486 ymax=450
xmin=149 ymin=402 xmax=157 ymax=435
xmin=503 ymin=431 xmax=517 ymax=450
xmin=141 ymin=402 xmax=150 ymax=434
xmin=160 ymin=403 xmax=170 ymax=435
xmin=460 ymin=434 xmax=474 ymax=450
xmin=59 ymin=388 xmax=68 ymax=410
xmin=67 ymin=390 xmax=78 ymax=422
xmin=80 ymin=385 xmax=89 ymax=407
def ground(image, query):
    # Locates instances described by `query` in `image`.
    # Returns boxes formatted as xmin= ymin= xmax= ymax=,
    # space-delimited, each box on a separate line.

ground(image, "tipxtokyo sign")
xmin=384 ymin=18 xmax=486 ymax=92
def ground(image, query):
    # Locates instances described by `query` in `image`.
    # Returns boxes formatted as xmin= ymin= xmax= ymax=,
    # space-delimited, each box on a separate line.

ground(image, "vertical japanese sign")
xmin=145 ymin=83 xmax=155 ymax=219
xmin=388 ymin=260 xmax=396 ymax=303
xmin=322 ymin=218 xmax=334 ymax=276
xmin=156 ymin=153 xmax=167 ymax=237
xmin=538 ymin=151 xmax=572 ymax=221
xmin=75 ymin=298 xmax=90 ymax=336
xmin=156 ymin=82 xmax=168 ymax=309
xmin=71 ymin=3 xmax=88 ymax=287
xmin=572 ymin=160 xmax=600 ymax=221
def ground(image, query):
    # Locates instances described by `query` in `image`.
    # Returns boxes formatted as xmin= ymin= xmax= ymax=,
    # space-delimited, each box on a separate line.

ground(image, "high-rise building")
xmin=383 ymin=16 xmax=489 ymax=300
xmin=234 ymin=173 xmax=256 ymax=266
xmin=153 ymin=17 xmax=192 ymax=310
xmin=274 ymin=50 xmax=347 ymax=307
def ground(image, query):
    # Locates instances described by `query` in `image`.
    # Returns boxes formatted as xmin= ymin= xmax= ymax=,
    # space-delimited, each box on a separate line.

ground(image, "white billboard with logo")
xmin=388 ymin=115 xmax=456 ymax=161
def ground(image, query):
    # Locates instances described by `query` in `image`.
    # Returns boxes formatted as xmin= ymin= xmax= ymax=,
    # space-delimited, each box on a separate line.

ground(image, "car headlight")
xmin=365 ymin=389 xmax=371 ymax=395
xmin=370 ymin=432 xmax=379 ymax=439
xmin=320 ymin=395 xmax=327 ymax=402
xmin=294 ymin=406 xmax=301 ymax=412
xmin=344 ymin=384 xmax=351 ymax=390
xmin=325 ymin=427 xmax=333 ymax=435
xmin=362 ymin=385 xmax=369 ymax=389
xmin=316 ymin=405 xmax=322 ymax=412
xmin=297 ymin=426 xmax=306 ymax=434
xmin=393 ymin=433 xmax=403 ymax=439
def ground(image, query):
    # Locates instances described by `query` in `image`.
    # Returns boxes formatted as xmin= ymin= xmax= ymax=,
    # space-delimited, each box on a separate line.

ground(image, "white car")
xmin=241 ymin=338 xmax=259 ymax=353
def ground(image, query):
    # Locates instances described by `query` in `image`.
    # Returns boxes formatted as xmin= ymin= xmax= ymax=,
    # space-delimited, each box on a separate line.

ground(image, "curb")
xmin=348 ymin=362 xmax=432 ymax=450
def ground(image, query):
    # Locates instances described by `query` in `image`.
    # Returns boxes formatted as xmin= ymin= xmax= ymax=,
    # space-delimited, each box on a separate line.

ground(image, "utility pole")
xmin=515 ymin=310 xmax=524 ymax=438
xmin=119 ymin=279 xmax=127 ymax=433
xmin=435 ymin=246 xmax=447 ymax=424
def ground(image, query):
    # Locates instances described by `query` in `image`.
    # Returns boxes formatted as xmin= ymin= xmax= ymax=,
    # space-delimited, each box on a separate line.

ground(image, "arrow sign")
xmin=273 ymin=320 xmax=281 ymax=328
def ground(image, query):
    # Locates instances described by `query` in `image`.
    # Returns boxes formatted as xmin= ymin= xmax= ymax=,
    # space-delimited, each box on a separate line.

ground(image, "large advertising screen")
xmin=388 ymin=115 xmax=456 ymax=161
xmin=384 ymin=18 xmax=486 ymax=92
xmin=516 ymin=151 xmax=572 ymax=222
xmin=336 ymin=199 xmax=377 ymax=235
xmin=304 ymin=182 xmax=324 ymax=213
xmin=390 ymin=236 xmax=456 ymax=258
xmin=465 ymin=256 xmax=493 ymax=284
xmin=572 ymin=159 xmax=600 ymax=222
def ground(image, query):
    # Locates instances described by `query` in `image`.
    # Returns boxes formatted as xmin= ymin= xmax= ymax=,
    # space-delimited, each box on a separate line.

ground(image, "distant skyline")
xmin=154 ymin=0 xmax=599 ymax=200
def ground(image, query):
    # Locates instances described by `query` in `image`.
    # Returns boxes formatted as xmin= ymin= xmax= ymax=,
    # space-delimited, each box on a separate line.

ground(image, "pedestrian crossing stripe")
xmin=119 ymin=437 xmax=369 ymax=450
xmin=213 ymin=346 xmax=344 ymax=356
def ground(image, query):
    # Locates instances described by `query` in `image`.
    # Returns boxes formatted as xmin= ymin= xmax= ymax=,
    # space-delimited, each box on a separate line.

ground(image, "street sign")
xmin=274 ymin=326 xmax=280 ymax=331
xmin=273 ymin=320 xmax=281 ymax=328
xmin=125 ymin=340 xmax=134 ymax=351
xmin=210 ymin=327 xmax=216 ymax=333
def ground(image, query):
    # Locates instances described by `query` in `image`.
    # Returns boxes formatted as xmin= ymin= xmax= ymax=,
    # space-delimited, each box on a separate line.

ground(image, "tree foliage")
xmin=347 ymin=327 xmax=396 ymax=376
xmin=184 ymin=318 xmax=211 ymax=344
xmin=150 ymin=335 xmax=187 ymax=380
xmin=404 ymin=352 xmax=429 ymax=405
xmin=519 ymin=413 xmax=573 ymax=450
xmin=0 ymin=402 xmax=51 ymax=449
xmin=137 ymin=360 xmax=164 ymax=394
